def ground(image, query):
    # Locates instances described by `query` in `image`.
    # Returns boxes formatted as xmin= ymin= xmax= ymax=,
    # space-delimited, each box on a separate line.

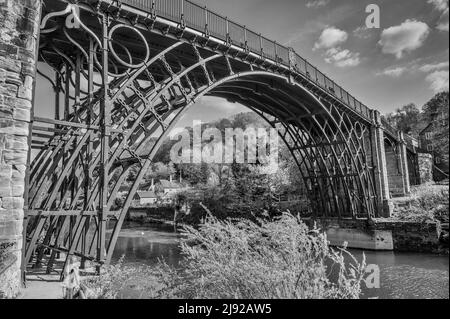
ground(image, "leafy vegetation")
xmin=422 ymin=92 xmax=449 ymax=165
xmin=383 ymin=103 xmax=423 ymax=136
xmin=383 ymin=91 xmax=449 ymax=166
xmin=393 ymin=184 xmax=449 ymax=223
xmin=84 ymin=212 xmax=366 ymax=299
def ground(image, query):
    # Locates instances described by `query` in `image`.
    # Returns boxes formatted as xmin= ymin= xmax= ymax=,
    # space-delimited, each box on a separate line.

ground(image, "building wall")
xmin=419 ymin=125 xmax=435 ymax=153
xmin=0 ymin=0 xmax=41 ymax=298
xmin=140 ymin=198 xmax=157 ymax=205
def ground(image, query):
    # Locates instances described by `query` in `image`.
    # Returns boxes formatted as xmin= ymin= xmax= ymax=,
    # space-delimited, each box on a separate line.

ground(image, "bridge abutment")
xmin=0 ymin=0 xmax=41 ymax=298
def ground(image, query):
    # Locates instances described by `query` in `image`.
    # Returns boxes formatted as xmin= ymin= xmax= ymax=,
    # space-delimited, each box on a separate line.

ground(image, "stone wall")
xmin=375 ymin=220 xmax=441 ymax=253
xmin=0 ymin=0 xmax=41 ymax=298
xmin=306 ymin=218 xmax=442 ymax=253
xmin=418 ymin=153 xmax=433 ymax=183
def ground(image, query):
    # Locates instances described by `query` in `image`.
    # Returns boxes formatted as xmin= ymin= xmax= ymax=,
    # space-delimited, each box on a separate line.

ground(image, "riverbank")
xmin=128 ymin=216 xmax=449 ymax=255
xmin=127 ymin=183 xmax=449 ymax=254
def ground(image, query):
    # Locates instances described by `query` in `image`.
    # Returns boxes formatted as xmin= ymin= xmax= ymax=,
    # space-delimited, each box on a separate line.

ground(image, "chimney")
xmin=151 ymin=178 xmax=155 ymax=191
xmin=169 ymin=175 xmax=173 ymax=183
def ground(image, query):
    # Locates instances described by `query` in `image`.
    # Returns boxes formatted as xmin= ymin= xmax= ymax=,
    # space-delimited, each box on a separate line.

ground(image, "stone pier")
xmin=371 ymin=110 xmax=393 ymax=217
xmin=0 ymin=0 xmax=41 ymax=298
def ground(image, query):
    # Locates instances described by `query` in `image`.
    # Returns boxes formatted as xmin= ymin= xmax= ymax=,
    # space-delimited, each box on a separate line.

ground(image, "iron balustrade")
xmin=122 ymin=0 xmax=387 ymax=128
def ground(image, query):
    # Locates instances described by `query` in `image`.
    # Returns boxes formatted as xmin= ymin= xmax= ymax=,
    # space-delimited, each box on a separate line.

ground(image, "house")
xmin=158 ymin=176 xmax=185 ymax=197
xmin=419 ymin=122 xmax=449 ymax=177
xmin=419 ymin=123 xmax=435 ymax=154
xmin=130 ymin=176 xmax=191 ymax=207
xmin=134 ymin=191 xmax=158 ymax=206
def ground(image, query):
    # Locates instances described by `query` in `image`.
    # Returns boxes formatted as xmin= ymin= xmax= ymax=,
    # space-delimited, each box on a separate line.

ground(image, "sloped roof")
xmin=136 ymin=191 xmax=157 ymax=199
xmin=419 ymin=123 xmax=433 ymax=135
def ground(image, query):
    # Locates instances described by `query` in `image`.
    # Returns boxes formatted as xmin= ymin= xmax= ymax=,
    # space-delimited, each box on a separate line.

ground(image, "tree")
xmin=126 ymin=165 xmax=140 ymax=182
xmin=152 ymin=162 xmax=175 ymax=179
xmin=383 ymin=103 xmax=423 ymax=137
xmin=422 ymin=92 xmax=449 ymax=164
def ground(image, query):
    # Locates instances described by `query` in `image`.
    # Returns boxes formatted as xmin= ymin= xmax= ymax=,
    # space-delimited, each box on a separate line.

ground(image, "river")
xmin=110 ymin=223 xmax=449 ymax=299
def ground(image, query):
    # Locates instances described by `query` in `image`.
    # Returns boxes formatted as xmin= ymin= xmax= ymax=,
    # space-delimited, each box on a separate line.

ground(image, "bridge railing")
xmin=123 ymin=0 xmax=386 ymax=127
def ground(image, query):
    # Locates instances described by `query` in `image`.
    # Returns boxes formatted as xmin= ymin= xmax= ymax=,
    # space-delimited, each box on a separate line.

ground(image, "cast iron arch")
xmin=25 ymin=3 xmax=379 ymax=273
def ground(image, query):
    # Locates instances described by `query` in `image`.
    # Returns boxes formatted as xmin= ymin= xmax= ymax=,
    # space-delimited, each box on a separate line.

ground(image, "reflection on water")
xmin=111 ymin=223 xmax=449 ymax=299
xmin=110 ymin=223 xmax=183 ymax=267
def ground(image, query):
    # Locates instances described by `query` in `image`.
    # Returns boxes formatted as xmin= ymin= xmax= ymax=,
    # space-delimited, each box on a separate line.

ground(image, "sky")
xmin=35 ymin=0 xmax=450 ymax=134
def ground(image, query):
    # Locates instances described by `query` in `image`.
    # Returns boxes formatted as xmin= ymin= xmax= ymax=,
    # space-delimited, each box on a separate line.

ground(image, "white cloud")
xmin=437 ymin=11 xmax=450 ymax=31
xmin=378 ymin=67 xmax=407 ymax=77
xmin=428 ymin=0 xmax=450 ymax=31
xmin=306 ymin=0 xmax=330 ymax=8
xmin=428 ymin=0 xmax=449 ymax=12
xmin=325 ymin=48 xmax=361 ymax=67
xmin=314 ymin=27 xmax=348 ymax=50
xmin=425 ymin=70 xmax=449 ymax=92
xmin=419 ymin=61 xmax=449 ymax=72
xmin=437 ymin=20 xmax=449 ymax=31
xmin=313 ymin=27 xmax=360 ymax=68
xmin=378 ymin=20 xmax=430 ymax=59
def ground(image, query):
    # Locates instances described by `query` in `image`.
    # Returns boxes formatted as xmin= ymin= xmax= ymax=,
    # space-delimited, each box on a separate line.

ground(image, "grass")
xmin=84 ymin=212 xmax=366 ymax=299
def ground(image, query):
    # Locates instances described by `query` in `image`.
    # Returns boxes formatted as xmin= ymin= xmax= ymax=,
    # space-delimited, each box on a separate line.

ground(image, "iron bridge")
xmin=24 ymin=0 xmax=419 ymax=276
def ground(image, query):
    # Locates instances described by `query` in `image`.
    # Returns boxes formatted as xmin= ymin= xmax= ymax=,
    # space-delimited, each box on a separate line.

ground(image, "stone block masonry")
xmin=306 ymin=217 xmax=442 ymax=253
xmin=0 ymin=0 xmax=42 ymax=298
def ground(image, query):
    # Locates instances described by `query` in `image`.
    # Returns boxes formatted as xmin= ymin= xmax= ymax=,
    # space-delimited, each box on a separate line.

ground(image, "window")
xmin=425 ymin=132 xmax=433 ymax=140
xmin=427 ymin=145 xmax=433 ymax=152
xmin=435 ymin=157 xmax=441 ymax=164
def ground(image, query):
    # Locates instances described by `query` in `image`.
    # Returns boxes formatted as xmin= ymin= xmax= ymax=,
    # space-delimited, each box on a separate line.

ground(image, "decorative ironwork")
xmin=25 ymin=0 xmax=414 ymax=278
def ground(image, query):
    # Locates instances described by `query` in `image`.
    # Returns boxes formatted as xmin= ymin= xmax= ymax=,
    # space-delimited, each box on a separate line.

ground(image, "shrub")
xmin=85 ymin=212 xmax=366 ymax=299
xmin=154 ymin=213 xmax=365 ymax=299
xmin=82 ymin=257 xmax=161 ymax=299
xmin=395 ymin=184 xmax=450 ymax=223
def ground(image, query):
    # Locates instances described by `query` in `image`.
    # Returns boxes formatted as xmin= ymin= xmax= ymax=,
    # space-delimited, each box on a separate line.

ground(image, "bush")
xmin=395 ymin=184 xmax=450 ymax=223
xmin=87 ymin=212 xmax=366 ymax=299
xmin=82 ymin=257 xmax=161 ymax=299
xmin=155 ymin=213 xmax=365 ymax=299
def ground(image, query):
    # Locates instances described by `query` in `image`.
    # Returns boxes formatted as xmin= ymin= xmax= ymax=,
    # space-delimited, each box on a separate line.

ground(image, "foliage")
xmin=88 ymin=213 xmax=366 ymax=299
xmin=83 ymin=256 xmax=161 ymax=299
xmin=393 ymin=184 xmax=449 ymax=223
xmin=383 ymin=103 xmax=423 ymax=137
xmin=383 ymin=91 xmax=449 ymax=167
xmin=156 ymin=213 xmax=366 ymax=299
xmin=422 ymin=92 xmax=449 ymax=164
